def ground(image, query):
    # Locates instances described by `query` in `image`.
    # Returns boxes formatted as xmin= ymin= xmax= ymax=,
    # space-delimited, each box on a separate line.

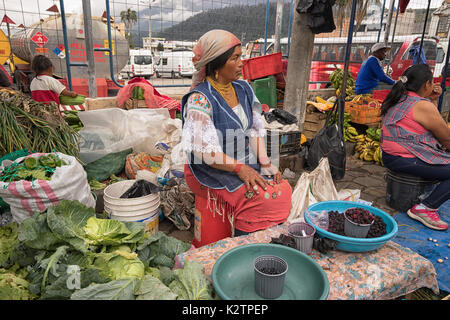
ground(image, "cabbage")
xmin=93 ymin=245 xmax=145 ymax=280
xmin=83 ymin=217 xmax=146 ymax=246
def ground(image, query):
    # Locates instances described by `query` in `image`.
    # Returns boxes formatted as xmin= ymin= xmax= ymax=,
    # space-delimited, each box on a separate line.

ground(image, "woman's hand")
xmin=236 ymin=164 xmax=267 ymax=194
xmin=427 ymin=83 xmax=442 ymax=102
xmin=260 ymin=163 xmax=282 ymax=184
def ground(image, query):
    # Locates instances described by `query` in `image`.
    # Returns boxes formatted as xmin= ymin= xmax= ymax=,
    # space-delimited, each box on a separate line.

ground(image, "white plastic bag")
xmin=78 ymin=108 xmax=176 ymax=164
xmin=287 ymin=158 xmax=339 ymax=223
xmin=0 ymin=152 xmax=95 ymax=223
xmin=288 ymin=158 xmax=361 ymax=223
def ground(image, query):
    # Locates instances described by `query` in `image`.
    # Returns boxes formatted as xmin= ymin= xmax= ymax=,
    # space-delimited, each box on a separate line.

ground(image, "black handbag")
xmin=306 ymin=97 xmax=346 ymax=180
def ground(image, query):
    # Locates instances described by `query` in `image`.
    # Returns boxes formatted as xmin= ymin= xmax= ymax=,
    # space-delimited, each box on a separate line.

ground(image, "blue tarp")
xmin=392 ymin=200 xmax=449 ymax=293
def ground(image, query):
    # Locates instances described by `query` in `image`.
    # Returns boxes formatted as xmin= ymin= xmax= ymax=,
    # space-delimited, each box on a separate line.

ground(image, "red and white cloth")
xmin=59 ymin=103 xmax=86 ymax=112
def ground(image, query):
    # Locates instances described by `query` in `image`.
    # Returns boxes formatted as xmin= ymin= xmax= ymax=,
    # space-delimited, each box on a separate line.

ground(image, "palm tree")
xmin=120 ymin=8 xmax=138 ymax=48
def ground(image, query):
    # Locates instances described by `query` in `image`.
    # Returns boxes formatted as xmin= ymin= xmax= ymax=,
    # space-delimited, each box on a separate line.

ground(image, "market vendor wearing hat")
xmin=355 ymin=43 xmax=396 ymax=95
xmin=180 ymin=29 xmax=292 ymax=238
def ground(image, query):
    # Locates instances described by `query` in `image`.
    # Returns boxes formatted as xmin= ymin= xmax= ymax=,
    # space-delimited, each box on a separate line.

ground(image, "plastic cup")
xmin=254 ymin=255 xmax=288 ymax=299
xmin=287 ymin=222 xmax=316 ymax=254
xmin=344 ymin=211 xmax=374 ymax=238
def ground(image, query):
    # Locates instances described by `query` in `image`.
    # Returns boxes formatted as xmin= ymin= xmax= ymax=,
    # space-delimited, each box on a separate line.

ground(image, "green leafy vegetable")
xmin=71 ymin=278 xmax=137 ymax=300
xmin=0 ymin=267 xmax=36 ymax=300
xmin=135 ymin=275 xmax=177 ymax=300
xmin=0 ymin=222 xmax=18 ymax=266
xmin=93 ymin=245 xmax=145 ymax=281
xmin=46 ymin=200 xmax=95 ymax=253
xmin=168 ymin=261 xmax=213 ymax=300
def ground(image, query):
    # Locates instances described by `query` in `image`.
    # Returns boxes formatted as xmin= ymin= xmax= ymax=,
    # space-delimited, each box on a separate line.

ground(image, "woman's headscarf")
xmin=191 ymin=29 xmax=241 ymax=90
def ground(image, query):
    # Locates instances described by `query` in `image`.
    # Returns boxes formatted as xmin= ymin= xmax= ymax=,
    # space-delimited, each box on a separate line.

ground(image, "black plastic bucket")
xmin=385 ymin=169 xmax=437 ymax=212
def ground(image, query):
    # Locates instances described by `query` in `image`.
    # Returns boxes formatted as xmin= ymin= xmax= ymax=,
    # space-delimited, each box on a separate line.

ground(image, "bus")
xmin=245 ymin=35 xmax=441 ymax=89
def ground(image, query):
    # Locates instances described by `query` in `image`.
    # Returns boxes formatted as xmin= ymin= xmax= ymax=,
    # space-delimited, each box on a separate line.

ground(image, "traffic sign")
xmin=31 ymin=31 xmax=49 ymax=47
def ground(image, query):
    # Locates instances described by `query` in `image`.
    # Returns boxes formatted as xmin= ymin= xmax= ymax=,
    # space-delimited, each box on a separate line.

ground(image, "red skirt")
xmin=185 ymin=164 xmax=292 ymax=233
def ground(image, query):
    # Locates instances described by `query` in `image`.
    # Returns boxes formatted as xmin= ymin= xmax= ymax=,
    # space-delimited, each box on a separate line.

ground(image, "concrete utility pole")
xmin=82 ymin=0 xmax=97 ymax=98
xmin=283 ymin=1 xmax=315 ymax=131
xmin=383 ymin=0 xmax=395 ymax=45
xmin=274 ymin=0 xmax=284 ymax=53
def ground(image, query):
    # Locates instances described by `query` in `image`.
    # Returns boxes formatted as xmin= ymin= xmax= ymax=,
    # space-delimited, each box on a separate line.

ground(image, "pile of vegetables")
xmin=0 ymin=153 xmax=67 ymax=183
xmin=131 ymin=86 xmax=146 ymax=100
xmin=62 ymin=111 xmax=83 ymax=133
xmin=0 ymin=89 xmax=79 ymax=159
xmin=0 ymin=200 xmax=214 ymax=300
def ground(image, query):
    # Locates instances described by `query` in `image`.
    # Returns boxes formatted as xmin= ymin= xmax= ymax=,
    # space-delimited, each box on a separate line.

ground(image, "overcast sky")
xmin=0 ymin=0 xmax=444 ymax=32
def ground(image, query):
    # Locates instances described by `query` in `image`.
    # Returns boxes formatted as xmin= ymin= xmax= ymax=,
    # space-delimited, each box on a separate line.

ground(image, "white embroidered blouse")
xmin=181 ymin=92 xmax=266 ymax=154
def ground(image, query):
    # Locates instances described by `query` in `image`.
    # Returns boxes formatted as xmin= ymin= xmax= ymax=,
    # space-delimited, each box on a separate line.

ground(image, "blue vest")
xmin=181 ymin=80 xmax=261 ymax=192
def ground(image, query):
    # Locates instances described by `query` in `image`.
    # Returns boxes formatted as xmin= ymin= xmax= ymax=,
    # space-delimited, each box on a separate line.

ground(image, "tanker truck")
xmin=8 ymin=13 xmax=129 ymax=97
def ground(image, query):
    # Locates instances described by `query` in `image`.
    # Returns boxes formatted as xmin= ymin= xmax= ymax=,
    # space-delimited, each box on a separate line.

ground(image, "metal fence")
xmin=0 ymin=0 xmax=448 ymax=98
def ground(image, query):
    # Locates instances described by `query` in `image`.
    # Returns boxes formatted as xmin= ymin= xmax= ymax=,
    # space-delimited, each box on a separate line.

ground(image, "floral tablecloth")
xmin=176 ymin=224 xmax=439 ymax=300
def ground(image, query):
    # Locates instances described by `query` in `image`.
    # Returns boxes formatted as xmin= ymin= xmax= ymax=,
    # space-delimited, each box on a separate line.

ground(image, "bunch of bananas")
xmin=351 ymin=94 xmax=373 ymax=104
xmin=373 ymin=145 xmax=383 ymax=166
xmin=344 ymin=126 xmax=359 ymax=142
xmin=355 ymin=135 xmax=381 ymax=163
xmin=330 ymin=66 xmax=355 ymax=97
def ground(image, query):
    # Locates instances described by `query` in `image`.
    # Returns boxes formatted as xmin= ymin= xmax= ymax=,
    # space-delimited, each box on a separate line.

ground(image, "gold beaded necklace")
xmin=207 ymin=76 xmax=239 ymax=108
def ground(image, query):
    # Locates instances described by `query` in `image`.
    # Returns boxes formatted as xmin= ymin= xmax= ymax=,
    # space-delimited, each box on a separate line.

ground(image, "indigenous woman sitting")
xmin=181 ymin=30 xmax=292 ymax=237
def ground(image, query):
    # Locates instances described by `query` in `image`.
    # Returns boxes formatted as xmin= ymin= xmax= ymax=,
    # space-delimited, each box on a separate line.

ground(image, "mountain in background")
xmin=131 ymin=2 xmax=292 ymax=47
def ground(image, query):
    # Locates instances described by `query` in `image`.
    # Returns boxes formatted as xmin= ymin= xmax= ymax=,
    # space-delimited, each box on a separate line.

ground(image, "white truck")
xmin=155 ymin=50 xmax=195 ymax=78
xmin=120 ymin=49 xmax=154 ymax=79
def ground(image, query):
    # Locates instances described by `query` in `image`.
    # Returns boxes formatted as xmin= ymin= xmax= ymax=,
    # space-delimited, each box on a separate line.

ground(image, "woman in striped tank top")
xmin=380 ymin=64 xmax=450 ymax=231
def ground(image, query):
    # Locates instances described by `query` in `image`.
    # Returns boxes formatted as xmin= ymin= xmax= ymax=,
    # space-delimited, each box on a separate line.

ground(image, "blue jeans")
xmin=382 ymin=152 xmax=450 ymax=209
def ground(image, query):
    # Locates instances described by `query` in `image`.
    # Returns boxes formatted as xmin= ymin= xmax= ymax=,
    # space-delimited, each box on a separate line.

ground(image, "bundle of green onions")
xmin=0 ymin=89 xmax=80 ymax=160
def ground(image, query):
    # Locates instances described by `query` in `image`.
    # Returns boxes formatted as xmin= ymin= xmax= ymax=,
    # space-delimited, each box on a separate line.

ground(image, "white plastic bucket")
xmin=111 ymin=208 xmax=159 ymax=235
xmin=103 ymin=179 xmax=160 ymax=214
xmin=103 ymin=179 xmax=160 ymax=206
xmin=103 ymin=180 xmax=160 ymax=235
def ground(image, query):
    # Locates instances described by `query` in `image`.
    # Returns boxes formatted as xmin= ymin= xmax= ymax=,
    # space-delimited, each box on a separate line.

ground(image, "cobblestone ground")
xmin=160 ymin=154 xmax=397 ymax=243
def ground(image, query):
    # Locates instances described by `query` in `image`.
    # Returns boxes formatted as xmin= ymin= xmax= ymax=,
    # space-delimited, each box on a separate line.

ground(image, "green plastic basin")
xmin=212 ymin=243 xmax=329 ymax=300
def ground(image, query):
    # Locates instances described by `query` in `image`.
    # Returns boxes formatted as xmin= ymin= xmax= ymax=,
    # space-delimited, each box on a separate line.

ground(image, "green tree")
xmin=120 ymin=8 xmax=138 ymax=48
xmin=156 ymin=42 xmax=164 ymax=51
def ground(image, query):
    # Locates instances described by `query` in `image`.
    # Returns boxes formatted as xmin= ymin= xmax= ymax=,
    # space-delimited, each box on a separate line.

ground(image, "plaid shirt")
xmin=181 ymin=80 xmax=260 ymax=192
xmin=381 ymin=94 xmax=450 ymax=165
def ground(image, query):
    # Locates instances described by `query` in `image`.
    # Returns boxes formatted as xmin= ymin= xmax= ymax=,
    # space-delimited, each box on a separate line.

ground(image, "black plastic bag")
xmin=296 ymin=0 xmax=336 ymax=35
xmin=305 ymin=97 xmax=346 ymax=180
xmin=120 ymin=179 xmax=161 ymax=199
xmin=264 ymin=108 xmax=298 ymax=125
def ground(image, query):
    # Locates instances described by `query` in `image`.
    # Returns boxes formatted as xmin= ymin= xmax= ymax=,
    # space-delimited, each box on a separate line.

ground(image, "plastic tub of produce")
xmin=304 ymin=200 xmax=398 ymax=253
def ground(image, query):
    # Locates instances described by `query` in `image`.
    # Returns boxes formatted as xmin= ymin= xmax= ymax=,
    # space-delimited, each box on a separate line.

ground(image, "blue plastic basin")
xmin=304 ymin=201 xmax=398 ymax=253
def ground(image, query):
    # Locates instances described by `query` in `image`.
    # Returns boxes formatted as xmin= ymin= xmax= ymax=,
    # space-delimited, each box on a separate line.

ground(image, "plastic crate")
xmin=265 ymin=130 xmax=301 ymax=157
xmin=242 ymin=52 xmax=283 ymax=80
xmin=251 ymin=76 xmax=277 ymax=109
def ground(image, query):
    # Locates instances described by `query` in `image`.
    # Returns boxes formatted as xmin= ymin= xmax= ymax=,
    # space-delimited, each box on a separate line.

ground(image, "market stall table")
xmin=176 ymin=224 xmax=439 ymax=300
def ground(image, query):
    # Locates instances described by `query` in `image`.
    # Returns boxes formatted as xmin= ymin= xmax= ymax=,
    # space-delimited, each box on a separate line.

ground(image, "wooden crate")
xmin=85 ymin=97 xmax=119 ymax=110
xmin=303 ymin=105 xmax=327 ymax=140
